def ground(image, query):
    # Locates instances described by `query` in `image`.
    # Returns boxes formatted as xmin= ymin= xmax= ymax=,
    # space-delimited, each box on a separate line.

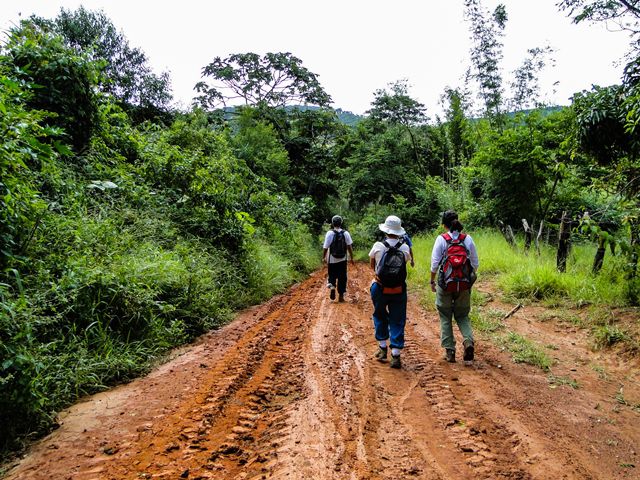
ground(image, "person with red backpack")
xmin=430 ymin=210 xmax=479 ymax=363
xmin=369 ymin=215 xmax=412 ymax=369
xmin=323 ymin=215 xmax=355 ymax=302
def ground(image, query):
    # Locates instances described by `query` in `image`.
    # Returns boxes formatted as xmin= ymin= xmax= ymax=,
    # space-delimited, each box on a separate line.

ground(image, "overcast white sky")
xmin=0 ymin=0 xmax=632 ymax=116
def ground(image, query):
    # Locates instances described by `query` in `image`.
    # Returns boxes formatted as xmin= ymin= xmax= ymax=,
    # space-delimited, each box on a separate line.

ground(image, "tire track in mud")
xmin=400 ymin=331 xmax=532 ymax=479
xmin=99 ymin=276 xmax=320 ymax=480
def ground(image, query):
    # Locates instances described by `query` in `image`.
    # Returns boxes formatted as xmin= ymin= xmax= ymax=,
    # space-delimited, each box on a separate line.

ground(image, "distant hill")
xmin=220 ymin=105 xmax=365 ymax=126
xmin=283 ymin=105 xmax=364 ymax=126
xmin=334 ymin=108 xmax=365 ymax=126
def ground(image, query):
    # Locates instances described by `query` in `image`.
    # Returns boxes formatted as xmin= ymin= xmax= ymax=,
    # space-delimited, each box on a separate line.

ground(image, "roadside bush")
xmin=4 ymin=22 xmax=99 ymax=151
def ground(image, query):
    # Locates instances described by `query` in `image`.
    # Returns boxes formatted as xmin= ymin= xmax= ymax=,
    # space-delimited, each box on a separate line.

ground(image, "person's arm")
xmin=322 ymin=231 xmax=332 ymax=264
xmin=409 ymin=247 xmax=415 ymax=267
xmin=348 ymin=245 xmax=355 ymax=265
xmin=430 ymin=236 xmax=443 ymax=292
xmin=467 ymin=236 xmax=479 ymax=271
xmin=368 ymin=243 xmax=380 ymax=271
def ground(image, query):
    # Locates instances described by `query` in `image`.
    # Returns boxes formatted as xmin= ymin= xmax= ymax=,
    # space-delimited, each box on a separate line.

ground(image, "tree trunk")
xmin=557 ymin=211 xmax=571 ymax=273
xmin=522 ymin=219 xmax=532 ymax=253
xmin=592 ymin=235 xmax=606 ymax=274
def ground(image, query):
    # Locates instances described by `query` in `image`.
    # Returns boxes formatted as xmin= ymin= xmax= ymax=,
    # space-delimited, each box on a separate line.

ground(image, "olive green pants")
xmin=435 ymin=287 xmax=474 ymax=350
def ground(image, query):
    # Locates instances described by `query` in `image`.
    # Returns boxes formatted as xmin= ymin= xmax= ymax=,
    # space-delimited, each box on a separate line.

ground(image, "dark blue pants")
xmin=370 ymin=282 xmax=407 ymax=349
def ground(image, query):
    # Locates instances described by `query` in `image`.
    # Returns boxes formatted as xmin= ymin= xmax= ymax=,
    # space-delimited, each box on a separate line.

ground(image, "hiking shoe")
xmin=329 ymin=285 xmax=336 ymax=300
xmin=445 ymin=349 xmax=456 ymax=363
xmin=390 ymin=354 xmax=402 ymax=369
xmin=463 ymin=340 xmax=475 ymax=362
xmin=338 ymin=293 xmax=345 ymax=302
xmin=374 ymin=346 xmax=388 ymax=362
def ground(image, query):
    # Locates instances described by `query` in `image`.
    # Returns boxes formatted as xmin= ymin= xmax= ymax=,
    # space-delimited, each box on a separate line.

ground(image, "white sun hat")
xmin=378 ymin=215 xmax=405 ymax=236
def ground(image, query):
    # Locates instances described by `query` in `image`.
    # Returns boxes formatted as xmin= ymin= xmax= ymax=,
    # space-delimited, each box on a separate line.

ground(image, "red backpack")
xmin=437 ymin=233 xmax=476 ymax=292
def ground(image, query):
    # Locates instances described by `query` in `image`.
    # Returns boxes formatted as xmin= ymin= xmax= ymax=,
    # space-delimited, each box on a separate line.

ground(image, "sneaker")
xmin=390 ymin=354 xmax=401 ymax=369
xmin=329 ymin=284 xmax=336 ymax=300
xmin=463 ymin=340 xmax=475 ymax=362
xmin=445 ymin=349 xmax=456 ymax=363
xmin=374 ymin=346 xmax=388 ymax=362
xmin=338 ymin=293 xmax=345 ymax=302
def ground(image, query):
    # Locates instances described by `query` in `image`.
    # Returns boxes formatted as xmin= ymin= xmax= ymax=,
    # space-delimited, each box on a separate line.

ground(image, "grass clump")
xmin=592 ymin=324 xmax=629 ymax=350
xmin=501 ymin=332 xmax=553 ymax=371
xmin=500 ymin=266 xmax=570 ymax=300
xmin=548 ymin=374 xmax=580 ymax=389
xmin=471 ymin=308 xmax=506 ymax=334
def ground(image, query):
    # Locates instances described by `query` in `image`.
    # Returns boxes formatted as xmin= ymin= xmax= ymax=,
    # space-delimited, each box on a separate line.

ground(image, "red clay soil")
xmin=4 ymin=263 xmax=640 ymax=479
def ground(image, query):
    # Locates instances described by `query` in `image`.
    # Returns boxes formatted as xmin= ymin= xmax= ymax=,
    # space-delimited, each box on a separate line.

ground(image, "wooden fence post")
xmin=498 ymin=221 xmax=516 ymax=247
xmin=535 ymin=220 xmax=544 ymax=256
xmin=522 ymin=219 xmax=532 ymax=253
xmin=629 ymin=219 xmax=639 ymax=280
xmin=592 ymin=235 xmax=606 ymax=274
xmin=557 ymin=211 xmax=571 ymax=273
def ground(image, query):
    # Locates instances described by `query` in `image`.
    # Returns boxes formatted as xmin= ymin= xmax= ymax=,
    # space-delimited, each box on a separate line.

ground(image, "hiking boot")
xmin=328 ymin=283 xmax=336 ymax=300
xmin=463 ymin=340 xmax=475 ymax=362
xmin=390 ymin=354 xmax=402 ymax=369
xmin=445 ymin=349 xmax=456 ymax=363
xmin=338 ymin=293 xmax=345 ymax=302
xmin=374 ymin=346 xmax=388 ymax=362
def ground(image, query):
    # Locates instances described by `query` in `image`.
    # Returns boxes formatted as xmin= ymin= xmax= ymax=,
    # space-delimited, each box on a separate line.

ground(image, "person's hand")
xmin=350 ymin=259 xmax=355 ymax=266
xmin=430 ymin=281 xmax=436 ymax=293
xmin=410 ymin=259 xmax=415 ymax=268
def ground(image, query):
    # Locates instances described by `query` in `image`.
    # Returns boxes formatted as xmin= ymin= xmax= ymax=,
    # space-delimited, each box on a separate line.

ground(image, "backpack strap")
xmin=383 ymin=239 xmax=404 ymax=250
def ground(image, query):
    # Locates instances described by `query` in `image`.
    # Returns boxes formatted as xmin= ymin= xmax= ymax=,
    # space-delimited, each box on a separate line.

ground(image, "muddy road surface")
xmin=5 ymin=263 xmax=640 ymax=479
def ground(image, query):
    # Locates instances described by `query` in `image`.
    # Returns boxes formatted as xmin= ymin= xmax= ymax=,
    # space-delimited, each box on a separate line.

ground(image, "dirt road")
xmin=5 ymin=264 xmax=640 ymax=479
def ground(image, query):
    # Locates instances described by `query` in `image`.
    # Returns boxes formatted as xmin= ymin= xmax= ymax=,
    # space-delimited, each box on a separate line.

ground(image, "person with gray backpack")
xmin=323 ymin=215 xmax=354 ymax=302
xmin=430 ymin=210 xmax=479 ymax=364
xmin=368 ymin=215 xmax=412 ymax=369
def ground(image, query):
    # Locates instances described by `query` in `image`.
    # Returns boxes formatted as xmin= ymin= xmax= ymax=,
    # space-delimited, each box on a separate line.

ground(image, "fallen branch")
xmin=503 ymin=303 xmax=523 ymax=320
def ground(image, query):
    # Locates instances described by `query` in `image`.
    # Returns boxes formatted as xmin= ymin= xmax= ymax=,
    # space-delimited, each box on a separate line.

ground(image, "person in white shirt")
xmin=368 ymin=215 xmax=412 ymax=369
xmin=322 ymin=215 xmax=354 ymax=302
xmin=430 ymin=210 xmax=479 ymax=363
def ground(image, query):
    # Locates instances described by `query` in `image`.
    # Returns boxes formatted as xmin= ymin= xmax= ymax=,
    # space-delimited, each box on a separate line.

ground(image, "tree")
xmin=284 ymin=108 xmax=345 ymax=227
xmin=367 ymin=80 xmax=428 ymax=173
xmin=470 ymin=109 xmax=572 ymax=226
xmin=230 ymin=108 xmax=290 ymax=191
xmin=195 ymin=52 xmax=332 ymax=110
xmin=30 ymin=7 xmax=172 ymax=120
xmin=442 ymin=87 xmax=474 ymax=184
xmin=338 ymin=119 xmax=423 ymax=210
xmin=464 ymin=0 xmax=508 ymax=127
xmin=509 ymin=46 xmax=556 ymax=111
xmin=558 ymin=0 xmax=640 ymax=33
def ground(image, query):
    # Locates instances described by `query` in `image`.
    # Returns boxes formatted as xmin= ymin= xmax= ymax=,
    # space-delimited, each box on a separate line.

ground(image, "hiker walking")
xmin=369 ymin=215 xmax=412 ymax=369
xmin=323 ymin=215 xmax=354 ymax=302
xmin=430 ymin=210 xmax=479 ymax=363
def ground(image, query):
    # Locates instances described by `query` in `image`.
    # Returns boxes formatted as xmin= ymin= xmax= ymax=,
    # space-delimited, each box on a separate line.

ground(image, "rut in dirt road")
xmin=5 ymin=263 xmax=640 ymax=480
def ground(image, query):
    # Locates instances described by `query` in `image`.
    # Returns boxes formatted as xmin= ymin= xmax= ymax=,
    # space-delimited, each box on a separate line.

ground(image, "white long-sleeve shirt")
xmin=430 ymin=231 xmax=479 ymax=273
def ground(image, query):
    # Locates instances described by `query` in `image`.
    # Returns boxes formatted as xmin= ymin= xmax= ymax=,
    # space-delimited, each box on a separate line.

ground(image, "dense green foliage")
xmin=1 ymin=0 xmax=639 ymax=460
